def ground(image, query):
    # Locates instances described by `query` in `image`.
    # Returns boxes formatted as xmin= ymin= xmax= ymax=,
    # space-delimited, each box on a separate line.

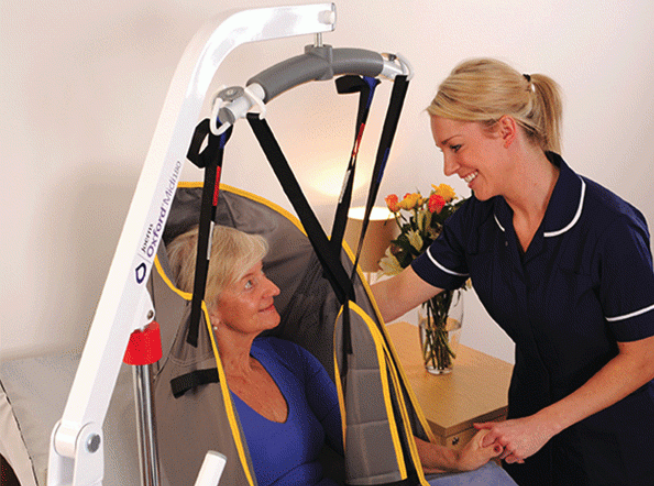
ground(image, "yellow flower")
xmin=406 ymin=229 xmax=423 ymax=252
xmin=431 ymin=184 xmax=456 ymax=203
xmin=378 ymin=248 xmax=404 ymax=276
xmin=378 ymin=183 xmax=467 ymax=279
xmin=398 ymin=192 xmax=421 ymax=210
xmin=417 ymin=210 xmax=431 ymax=233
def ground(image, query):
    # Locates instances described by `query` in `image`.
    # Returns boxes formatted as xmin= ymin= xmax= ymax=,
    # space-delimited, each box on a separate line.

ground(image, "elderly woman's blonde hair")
xmin=167 ymin=225 xmax=268 ymax=309
xmin=428 ymin=58 xmax=563 ymax=154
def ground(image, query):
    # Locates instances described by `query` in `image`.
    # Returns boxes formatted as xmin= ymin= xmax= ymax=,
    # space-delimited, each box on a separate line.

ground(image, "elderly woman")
xmin=167 ymin=224 xmax=515 ymax=486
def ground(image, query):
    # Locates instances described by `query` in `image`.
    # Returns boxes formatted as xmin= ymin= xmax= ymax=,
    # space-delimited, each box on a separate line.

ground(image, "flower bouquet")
xmin=379 ymin=184 xmax=467 ymax=373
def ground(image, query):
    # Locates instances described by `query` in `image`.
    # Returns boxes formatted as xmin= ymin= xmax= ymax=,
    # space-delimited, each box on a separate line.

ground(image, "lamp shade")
xmin=344 ymin=206 xmax=399 ymax=273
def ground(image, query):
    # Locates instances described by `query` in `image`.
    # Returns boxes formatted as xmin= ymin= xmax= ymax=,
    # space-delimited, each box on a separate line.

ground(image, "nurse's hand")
xmin=474 ymin=416 xmax=555 ymax=464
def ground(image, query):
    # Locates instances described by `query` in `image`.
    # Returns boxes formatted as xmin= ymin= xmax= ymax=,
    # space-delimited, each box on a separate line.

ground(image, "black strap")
xmin=342 ymin=75 xmax=409 ymax=374
xmin=247 ymin=75 xmax=409 ymax=378
xmin=185 ymin=119 xmax=233 ymax=347
xmin=349 ymin=74 xmax=409 ymax=278
xmin=170 ymin=368 xmax=219 ymax=398
xmin=246 ymin=113 xmax=353 ymax=305
xmin=330 ymin=75 xmax=379 ymax=257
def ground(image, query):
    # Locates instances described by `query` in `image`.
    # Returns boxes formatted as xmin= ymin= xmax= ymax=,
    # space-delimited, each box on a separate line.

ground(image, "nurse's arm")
xmin=371 ymin=265 xmax=443 ymax=322
xmin=476 ymin=333 xmax=654 ymax=464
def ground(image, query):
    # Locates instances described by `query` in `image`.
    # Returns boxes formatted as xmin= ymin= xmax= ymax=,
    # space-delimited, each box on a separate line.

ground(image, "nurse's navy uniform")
xmin=412 ymin=153 xmax=654 ymax=486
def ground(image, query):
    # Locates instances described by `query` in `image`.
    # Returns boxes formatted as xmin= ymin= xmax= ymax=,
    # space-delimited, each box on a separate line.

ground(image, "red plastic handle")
xmin=123 ymin=321 xmax=163 ymax=366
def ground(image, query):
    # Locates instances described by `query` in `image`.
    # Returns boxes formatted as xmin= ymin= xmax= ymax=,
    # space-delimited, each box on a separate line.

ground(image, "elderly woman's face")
xmin=212 ymin=261 xmax=280 ymax=335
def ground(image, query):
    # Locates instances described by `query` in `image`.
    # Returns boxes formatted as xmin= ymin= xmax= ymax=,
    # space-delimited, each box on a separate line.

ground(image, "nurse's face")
xmin=430 ymin=115 xmax=510 ymax=201
xmin=211 ymin=261 xmax=281 ymax=337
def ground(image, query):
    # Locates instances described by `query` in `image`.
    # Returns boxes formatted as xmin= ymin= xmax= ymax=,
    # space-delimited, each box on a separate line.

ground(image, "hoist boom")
xmin=47 ymin=5 xmax=336 ymax=485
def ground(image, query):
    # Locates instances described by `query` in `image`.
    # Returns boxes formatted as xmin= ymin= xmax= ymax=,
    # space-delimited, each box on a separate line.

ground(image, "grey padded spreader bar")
xmin=215 ymin=44 xmax=411 ymax=128
xmin=249 ymin=46 xmax=385 ymax=101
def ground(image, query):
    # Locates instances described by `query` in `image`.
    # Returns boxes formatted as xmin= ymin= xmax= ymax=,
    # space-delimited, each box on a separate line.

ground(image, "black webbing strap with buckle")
xmin=330 ymin=75 xmax=380 ymax=258
xmin=341 ymin=74 xmax=409 ymax=369
xmin=185 ymin=118 xmax=233 ymax=347
xmin=349 ymin=74 xmax=408 ymax=277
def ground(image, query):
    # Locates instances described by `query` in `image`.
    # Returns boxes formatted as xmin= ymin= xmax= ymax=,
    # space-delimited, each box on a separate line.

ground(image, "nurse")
xmin=372 ymin=58 xmax=654 ymax=486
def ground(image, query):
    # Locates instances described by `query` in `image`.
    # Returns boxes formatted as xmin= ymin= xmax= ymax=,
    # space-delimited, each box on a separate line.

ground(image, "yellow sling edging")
xmin=178 ymin=181 xmax=308 ymax=237
xmin=154 ymin=255 xmax=192 ymax=300
xmin=381 ymin=342 xmax=431 ymax=485
xmin=206 ymin=312 xmax=257 ymax=486
xmin=332 ymin=337 xmax=348 ymax=451
xmin=338 ymin=302 xmax=408 ymax=479
xmin=340 ymin=239 xmax=390 ymax=329
xmin=378 ymin=322 xmax=437 ymax=444
xmin=177 ymin=181 xmax=203 ymax=188
xmin=153 ymin=255 xmax=256 ymax=486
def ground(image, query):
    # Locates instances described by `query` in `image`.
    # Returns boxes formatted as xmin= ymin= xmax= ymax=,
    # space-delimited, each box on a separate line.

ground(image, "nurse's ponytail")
xmin=427 ymin=58 xmax=563 ymax=154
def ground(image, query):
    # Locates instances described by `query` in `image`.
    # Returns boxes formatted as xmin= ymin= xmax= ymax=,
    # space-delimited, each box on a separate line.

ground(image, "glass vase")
xmin=418 ymin=289 xmax=463 ymax=374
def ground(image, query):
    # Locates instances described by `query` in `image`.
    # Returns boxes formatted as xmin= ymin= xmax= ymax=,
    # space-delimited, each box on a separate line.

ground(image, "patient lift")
xmin=47 ymin=4 xmax=436 ymax=486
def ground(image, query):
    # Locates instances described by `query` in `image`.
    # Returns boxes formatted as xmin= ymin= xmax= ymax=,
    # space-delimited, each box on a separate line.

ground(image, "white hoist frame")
xmin=47 ymin=3 xmax=413 ymax=485
xmin=47 ymin=5 xmax=337 ymax=486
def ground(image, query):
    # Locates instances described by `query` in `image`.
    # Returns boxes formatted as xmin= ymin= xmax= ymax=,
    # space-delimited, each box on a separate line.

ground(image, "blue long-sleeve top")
xmin=232 ymin=337 xmax=343 ymax=486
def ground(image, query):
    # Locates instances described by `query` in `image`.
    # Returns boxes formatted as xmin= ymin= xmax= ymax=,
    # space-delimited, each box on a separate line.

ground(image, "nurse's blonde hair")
xmin=167 ymin=225 xmax=268 ymax=310
xmin=428 ymin=58 xmax=563 ymax=154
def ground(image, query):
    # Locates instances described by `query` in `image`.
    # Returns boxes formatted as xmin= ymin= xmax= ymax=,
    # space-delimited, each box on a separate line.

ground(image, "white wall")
xmin=2 ymin=0 xmax=653 ymax=363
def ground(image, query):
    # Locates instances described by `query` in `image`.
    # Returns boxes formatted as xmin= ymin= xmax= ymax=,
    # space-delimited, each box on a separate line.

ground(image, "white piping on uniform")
xmin=426 ymin=248 xmax=469 ymax=277
xmin=605 ymin=302 xmax=654 ymax=322
xmin=544 ymin=179 xmax=586 ymax=238
xmin=494 ymin=214 xmax=506 ymax=232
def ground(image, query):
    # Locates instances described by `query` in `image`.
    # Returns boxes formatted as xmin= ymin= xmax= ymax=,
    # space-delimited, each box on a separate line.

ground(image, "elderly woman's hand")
xmin=414 ymin=429 xmax=502 ymax=474
xmin=455 ymin=428 xmax=505 ymax=471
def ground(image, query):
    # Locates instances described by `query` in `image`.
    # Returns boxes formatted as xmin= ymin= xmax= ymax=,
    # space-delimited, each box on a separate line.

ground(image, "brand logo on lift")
xmin=135 ymin=262 xmax=147 ymax=284
xmin=140 ymin=160 xmax=182 ymax=260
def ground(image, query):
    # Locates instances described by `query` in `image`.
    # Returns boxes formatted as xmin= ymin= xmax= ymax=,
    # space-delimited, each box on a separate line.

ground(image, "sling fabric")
xmin=150 ymin=184 xmax=435 ymax=485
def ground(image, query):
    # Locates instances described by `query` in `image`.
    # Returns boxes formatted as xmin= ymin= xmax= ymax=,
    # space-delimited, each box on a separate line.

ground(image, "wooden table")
xmin=386 ymin=321 xmax=513 ymax=449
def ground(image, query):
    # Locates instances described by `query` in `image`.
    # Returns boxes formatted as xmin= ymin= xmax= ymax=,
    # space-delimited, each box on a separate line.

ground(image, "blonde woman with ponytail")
xmin=373 ymin=58 xmax=654 ymax=486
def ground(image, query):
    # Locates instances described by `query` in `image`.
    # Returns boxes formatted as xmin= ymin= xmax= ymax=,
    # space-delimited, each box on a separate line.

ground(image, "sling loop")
xmin=341 ymin=74 xmax=409 ymax=374
xmin=185 ymin=118 xmax=233 ymax=347
xmin=349 ymin=74 xmax=409 ymax=280
xmin=330 ymin=75 xmax=380 ymax=260
xmin=247 ymin=74 xmax=409 ymax=378
xmin=170 ymin=368 xmax=219 ymax=399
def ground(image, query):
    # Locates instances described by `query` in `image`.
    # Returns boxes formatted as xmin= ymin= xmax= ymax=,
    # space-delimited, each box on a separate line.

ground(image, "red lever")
xmin=124 ymin=321 xmax=163 ymax=366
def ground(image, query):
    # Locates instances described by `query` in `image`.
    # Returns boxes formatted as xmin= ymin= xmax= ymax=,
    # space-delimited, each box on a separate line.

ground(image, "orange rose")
xmin=428 ymin=194 xmax=446 ymax=213
xmin=385 ymin=194 xmax=400 ymax=212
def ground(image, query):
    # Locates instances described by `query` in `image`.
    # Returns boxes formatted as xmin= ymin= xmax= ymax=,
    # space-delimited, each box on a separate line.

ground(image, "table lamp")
xmin=344 ymin=206 xmax=399 ymax=283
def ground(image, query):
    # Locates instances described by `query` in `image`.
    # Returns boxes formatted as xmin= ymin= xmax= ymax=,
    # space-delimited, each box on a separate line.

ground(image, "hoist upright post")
xmin=46 ymin=5 xmax=336 ymax=486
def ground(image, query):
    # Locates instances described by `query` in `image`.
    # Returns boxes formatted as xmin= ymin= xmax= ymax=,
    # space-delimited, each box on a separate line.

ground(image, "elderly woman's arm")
xmin=371 ymin=266 xmax=443 ymax=322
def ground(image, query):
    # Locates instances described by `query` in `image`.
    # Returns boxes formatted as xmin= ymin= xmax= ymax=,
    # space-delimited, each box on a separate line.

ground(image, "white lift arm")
xmin=47 ymin=5 xmax=336 ymax=486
